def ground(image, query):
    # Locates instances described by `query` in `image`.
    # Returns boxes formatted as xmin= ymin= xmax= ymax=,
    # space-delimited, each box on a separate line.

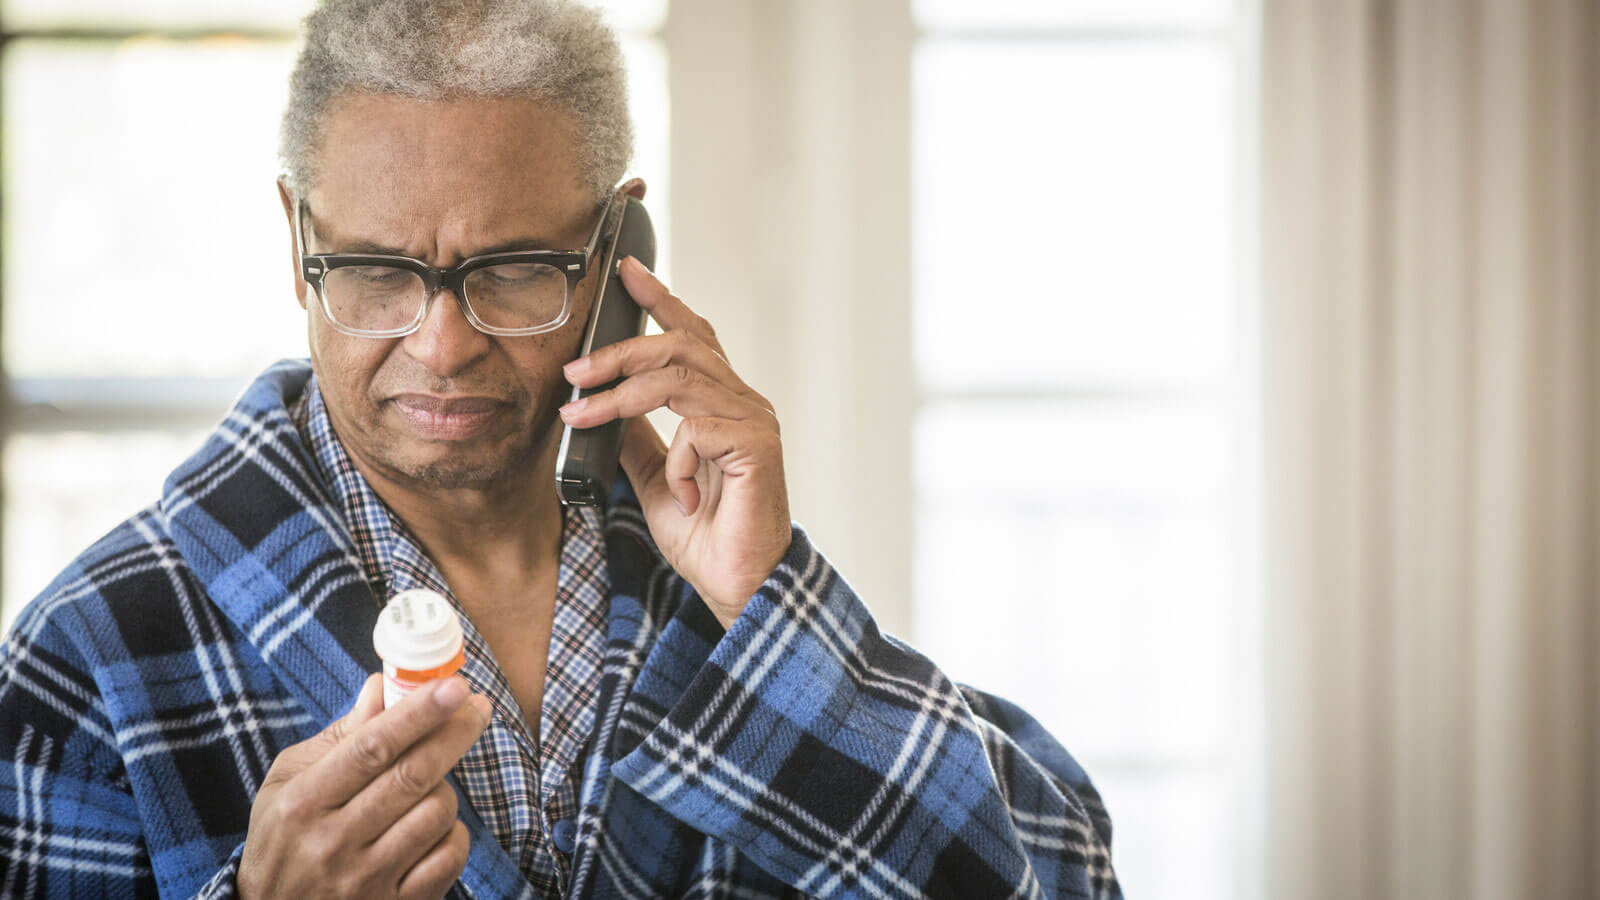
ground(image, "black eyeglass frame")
xmin=293 ymin=191 xmax=619 ymax=338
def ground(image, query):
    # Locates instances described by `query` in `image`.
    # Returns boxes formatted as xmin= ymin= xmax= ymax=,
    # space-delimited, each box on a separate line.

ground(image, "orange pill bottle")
xmin=372 ymin=588 xmax=466 ymax=709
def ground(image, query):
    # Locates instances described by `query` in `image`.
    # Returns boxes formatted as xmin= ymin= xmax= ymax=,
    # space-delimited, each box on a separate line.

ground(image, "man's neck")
xmin=352 ymin=436 xmax=566 ymax=619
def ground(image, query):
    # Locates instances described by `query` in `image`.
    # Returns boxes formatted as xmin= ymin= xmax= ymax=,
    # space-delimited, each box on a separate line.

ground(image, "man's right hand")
xmin=238 ymin=674 xmax=493 ymax=900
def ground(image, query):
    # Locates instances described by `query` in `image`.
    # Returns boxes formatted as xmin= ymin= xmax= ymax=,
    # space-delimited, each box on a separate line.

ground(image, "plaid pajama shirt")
xmin=0 ymin=359 xmax=1122 ymax=898
xmin=294 ymin=379 xmax=608 ymax=894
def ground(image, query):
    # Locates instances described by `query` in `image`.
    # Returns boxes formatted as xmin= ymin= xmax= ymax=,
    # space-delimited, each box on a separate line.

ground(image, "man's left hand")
xmin=560 ymin=256 xmax=790 ymax=629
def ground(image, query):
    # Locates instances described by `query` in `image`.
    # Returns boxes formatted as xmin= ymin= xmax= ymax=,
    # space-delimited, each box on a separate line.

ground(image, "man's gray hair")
xmin=279 ymin=0 xmax=633 ymax=205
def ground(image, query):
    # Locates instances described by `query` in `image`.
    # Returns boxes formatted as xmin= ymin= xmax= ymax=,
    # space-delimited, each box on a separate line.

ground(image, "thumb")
xmin=618 ymin=416 xmax=681 ymax=515
xmin=312 ymin=673 xmax=384 ymax=752
xmin=267 ymin=673 xmax=383 ymax=784
xmin=333 ymin=672 xmax=385 ymax=736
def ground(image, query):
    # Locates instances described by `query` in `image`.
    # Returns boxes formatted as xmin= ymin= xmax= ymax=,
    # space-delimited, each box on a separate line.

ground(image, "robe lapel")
xmin=160 ymin=359 xmax=532 ymax=900
xmin=565 ymin=477 xmax=730 ymax=897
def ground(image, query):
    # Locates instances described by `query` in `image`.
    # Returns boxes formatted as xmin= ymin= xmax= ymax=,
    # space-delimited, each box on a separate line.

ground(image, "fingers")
xmin=261 ymin=673 xmax=384 ymax=789
xmin=396 ymin=821 xmax=471 ymax=900
xmin=616 ymin=256 xmax=725 ymax=356
xmin=241 ymin=676 xmax=485 ymax=900
xmin=665 ymin=416 xmax=776 ymax=515
xmin=563 ymin=259 xmax=778 ymax=438
xmin=337 ymin=673 xmax=385 ymax=737
xmin=618 ymin=417 xmax=670 ymax=500
xmin=560 ymin=365 xmax=767 ymax=429
xmin=563 ymin=329 xmax=753 ymax=403
xmin=336 ymin=689 xmax=492 ymax=843
xmin=297 ymin=676 xmax=484 ymax=808
xmin=619 ymin=416 xmax=699 ymax=519
xmin=367 ymin=780 xmax=458 ymax=876
xmin=584 ymin=259 xmax=786 ymax=530
xmin=664 ymin=417 xmax=713 ymax=515
xmin=314 ymin=673 xmax=386 ymax=753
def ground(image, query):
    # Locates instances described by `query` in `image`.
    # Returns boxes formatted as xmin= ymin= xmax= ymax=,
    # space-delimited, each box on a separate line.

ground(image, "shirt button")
xmin=551 ymin=818 xmax=577 ymax=855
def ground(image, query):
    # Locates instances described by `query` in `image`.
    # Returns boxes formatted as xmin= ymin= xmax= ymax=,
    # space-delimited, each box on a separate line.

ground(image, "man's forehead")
xmin=305 ymin=93 xmax=595 ymax=254
xmin=304 ymin=193 xmax=592 ymax=257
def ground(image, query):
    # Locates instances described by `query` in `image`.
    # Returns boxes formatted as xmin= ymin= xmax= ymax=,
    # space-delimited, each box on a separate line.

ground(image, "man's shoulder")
xmin=7 ymin=501 xmax=202 ymax=666
xmin=6 ymin=358 xmax=318 ymax=662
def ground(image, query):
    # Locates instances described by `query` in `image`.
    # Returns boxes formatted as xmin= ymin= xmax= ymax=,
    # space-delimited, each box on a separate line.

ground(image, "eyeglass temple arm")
xmin=582 ymin=190 xmax=628 ymax=266
xmin=293 ymin=198 xmax=314 ymax=274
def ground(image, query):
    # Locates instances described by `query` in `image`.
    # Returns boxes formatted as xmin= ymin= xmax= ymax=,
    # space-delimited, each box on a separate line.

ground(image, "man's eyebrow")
xmin=305 ymin=212 xmax=572 ymax=258
xmin=330 ymin=236 xmax=563 ymax=257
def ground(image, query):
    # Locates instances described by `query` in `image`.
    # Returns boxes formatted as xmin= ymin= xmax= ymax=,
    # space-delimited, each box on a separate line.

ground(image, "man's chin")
xmin=382 ymin=428 xmax=556 ymax=491
xmin=402 ymin=457 xmax=520 ymax=490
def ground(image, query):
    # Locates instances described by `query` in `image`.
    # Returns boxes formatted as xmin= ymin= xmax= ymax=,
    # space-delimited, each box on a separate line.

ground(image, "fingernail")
xmin=434 ymin=677 xmax=468 ymax=709
xmin=564 ymin=357 xmax=591 ymax=378
xmin=560 ymin=397 xmax=587 ymax=417
xmin=674 ymin=496 xmax=688 ymax=516
xmin=623 ymin=255 xmax=647 ymax=274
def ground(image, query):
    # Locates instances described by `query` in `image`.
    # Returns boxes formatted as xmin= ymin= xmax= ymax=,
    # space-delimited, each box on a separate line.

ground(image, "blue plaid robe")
xmin=0 ymin=360 xmax=1120 ymax=899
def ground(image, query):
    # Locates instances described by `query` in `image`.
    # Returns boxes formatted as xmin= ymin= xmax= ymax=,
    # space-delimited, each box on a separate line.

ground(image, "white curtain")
xmin=1261 ymin=1 xmax=1598 ymax=898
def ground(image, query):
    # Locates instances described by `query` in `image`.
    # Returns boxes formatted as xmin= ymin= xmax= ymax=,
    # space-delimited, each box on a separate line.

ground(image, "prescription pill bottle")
xmin=372 ymin=588 xmax=466 ymax=709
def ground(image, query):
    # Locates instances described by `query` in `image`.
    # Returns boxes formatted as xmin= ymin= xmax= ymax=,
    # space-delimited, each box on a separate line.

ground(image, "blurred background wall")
xmin=0 ymin=1 xmax=1593 ymax=898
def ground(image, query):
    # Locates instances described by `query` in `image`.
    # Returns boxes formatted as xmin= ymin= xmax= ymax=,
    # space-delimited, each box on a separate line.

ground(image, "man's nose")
xmin=401 ymin=285 xmax=491 ymax=378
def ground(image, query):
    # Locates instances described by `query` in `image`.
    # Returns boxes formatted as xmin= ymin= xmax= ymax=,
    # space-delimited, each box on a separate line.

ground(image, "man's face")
xmin=286 ymin=94 xmax=602 ymax=491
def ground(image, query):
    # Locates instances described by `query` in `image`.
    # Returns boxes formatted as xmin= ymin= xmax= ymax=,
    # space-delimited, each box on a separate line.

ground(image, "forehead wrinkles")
xmin=307 ymin=195 xmax=594 ymax=265
xmin=309 ymin=96 xmax=594 ymax=262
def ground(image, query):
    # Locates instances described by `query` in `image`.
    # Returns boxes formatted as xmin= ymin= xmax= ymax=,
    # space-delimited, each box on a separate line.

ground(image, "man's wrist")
xmin=699 ymin=529 xmax=797 ymax=630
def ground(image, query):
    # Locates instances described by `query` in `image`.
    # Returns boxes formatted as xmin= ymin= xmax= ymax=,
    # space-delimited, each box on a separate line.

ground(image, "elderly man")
xmin=0 ymin=1 xmax=1119 ymax=898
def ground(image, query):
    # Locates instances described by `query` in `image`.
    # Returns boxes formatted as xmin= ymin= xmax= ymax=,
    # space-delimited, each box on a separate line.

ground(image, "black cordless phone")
xmin=555 ymin=193 xmax=656 ymax=507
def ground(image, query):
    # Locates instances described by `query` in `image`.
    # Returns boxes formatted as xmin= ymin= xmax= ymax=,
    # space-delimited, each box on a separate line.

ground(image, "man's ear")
xmin=620 ymin=177 xmax=646 ymax=201
xmin=276 ymin=177 xmax=308 ymax=310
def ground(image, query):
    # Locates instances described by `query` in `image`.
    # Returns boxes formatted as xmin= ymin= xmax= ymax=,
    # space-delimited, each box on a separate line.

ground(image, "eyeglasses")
xmin=293 ymin=192 xmax=617 ymax=338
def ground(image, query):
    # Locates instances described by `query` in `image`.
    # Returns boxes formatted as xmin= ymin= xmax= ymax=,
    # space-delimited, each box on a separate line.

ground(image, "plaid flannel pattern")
xmin=294 ymin=379 xmax=610 ymax=894
xmin=0 ymin=359 xmax=1121 ymax=898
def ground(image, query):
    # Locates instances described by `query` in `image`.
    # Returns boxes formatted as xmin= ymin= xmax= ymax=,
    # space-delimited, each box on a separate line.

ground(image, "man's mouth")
xmin=390 ymin=393 xmax=508 ymax=439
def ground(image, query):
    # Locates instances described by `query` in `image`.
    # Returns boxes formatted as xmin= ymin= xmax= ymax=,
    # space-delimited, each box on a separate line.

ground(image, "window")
xmin=1 ymin=1 xmax=1256 ymax=892
xmin=0 ymin=0 xmax=669 ymax=630
xmin=909 ymin=2 xmax=1256 ymax=897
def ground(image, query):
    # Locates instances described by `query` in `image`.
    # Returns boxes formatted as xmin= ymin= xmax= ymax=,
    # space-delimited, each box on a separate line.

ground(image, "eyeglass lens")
xmin=320 ymin=262 xmax=569 ymax=332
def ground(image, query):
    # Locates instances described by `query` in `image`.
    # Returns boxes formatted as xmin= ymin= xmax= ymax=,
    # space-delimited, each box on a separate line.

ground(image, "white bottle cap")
xmin=372 ymin=589 xmax=464 ymax=672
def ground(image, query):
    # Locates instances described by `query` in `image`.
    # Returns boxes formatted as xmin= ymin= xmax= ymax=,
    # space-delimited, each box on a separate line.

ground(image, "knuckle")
xmin=259 ymin=758 xmax=293 ymax=792
xmin=350 ymin=728 xmax=393 ymax=774
xmin=669 ymin=363 xmax=694 ymax=385
xmin=274 ymin=782 xmax=313 ymax=823
xmin=588 ymin=386 xmax=617 ymax=413
xmin=304 ymin=828 xmax=342 ymax=875
xmin=327 ymin=869 xmax=357 ymax=899
xmin=324 ymin=711 xmax=356 ymax=741
xmin=425 ymin=785 xmax=458 ymax=831
xmin=389 ymin=756 xmax=433 ymax=796
xmin=606 ymin=340 xmax=631 ymax=367
xmin=679 ymin=417 xmax=715 ymax=444
xmin=335 ymin=868 xmax=378 ymax=900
